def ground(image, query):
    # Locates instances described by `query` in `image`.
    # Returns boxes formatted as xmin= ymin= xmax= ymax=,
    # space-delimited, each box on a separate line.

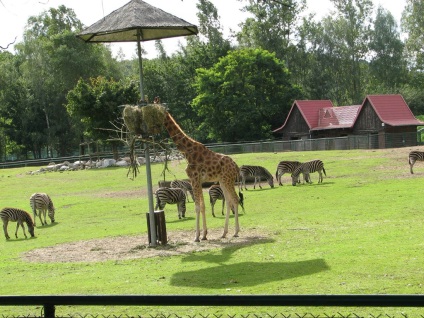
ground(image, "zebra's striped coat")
xmin=208 ymin=184 xmax=243 ymax=217
xmin=408 ymin=151 xmax=424 ymax=174
xmin=0 ymin=207 xmax=35 ymax=240
xmin=275 ymin=160 xmax=302 ymax=186
xmin=155 ymin=187 xmax=187 ymax=219
xmin=208 ymin=185 xmax=226 ymax=217
xmin=240 ymin=165 xmax=274 ymax=190
xmin=291 ymin=159 xmax=326 ymax=186
xmin=30 ymin=193 xmax=55 ymax=226
xmin=170 ymin=180 xmax=195 ymax=202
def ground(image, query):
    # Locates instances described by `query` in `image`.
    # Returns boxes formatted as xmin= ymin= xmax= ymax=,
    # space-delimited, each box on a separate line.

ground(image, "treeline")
xmin=0 ymin=0 xmax=423 ymax=160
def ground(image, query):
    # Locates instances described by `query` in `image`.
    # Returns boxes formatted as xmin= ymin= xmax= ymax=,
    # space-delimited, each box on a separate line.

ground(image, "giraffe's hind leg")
xmin=220 ymin=184 xmax=239 ymax=239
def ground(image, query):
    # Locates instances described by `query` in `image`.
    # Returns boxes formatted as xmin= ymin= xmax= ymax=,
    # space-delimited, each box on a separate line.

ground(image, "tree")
xmin=192 ymin=48 xmax=302 ymax=142
xmin=368 ymin=6 xmax=406 ymax=92
xmin=11 ymin=5 xmax=123 ymax=157
xmin=296 ymin=0 xmax=373 ymax=105
xmin=402 ymin=0 xmax=424 ymax=71
xmin=0 ymin=51 xmax=28 ymax=159
xmin=141 ymin=0 xmax=233 ymax=142
xmin=331 ymin=0 xmax=374 ymax=103
xmin=66 ymin=77 xmax=139 ymax=158
xmin=237 ymin=0 xmax=306 ymax=58
xmin=400 ymin=1 xmax=424 ymax=115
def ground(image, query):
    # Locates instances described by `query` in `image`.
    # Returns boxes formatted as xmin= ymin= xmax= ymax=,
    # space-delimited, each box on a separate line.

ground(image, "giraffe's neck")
xmin=164 ymin=112 xmax=200 ymax=155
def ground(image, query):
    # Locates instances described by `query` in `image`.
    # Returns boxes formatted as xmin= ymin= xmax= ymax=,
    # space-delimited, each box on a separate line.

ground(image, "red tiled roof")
xmin=272 ymin=100 xmax=333 ymax=133
xmin=273 ymin=95 xmax=423 ymax=134
xmin=365 ymin=94 xmax=424 ymax=126
xmin=311 ymin=105 xmax=361 ymax=131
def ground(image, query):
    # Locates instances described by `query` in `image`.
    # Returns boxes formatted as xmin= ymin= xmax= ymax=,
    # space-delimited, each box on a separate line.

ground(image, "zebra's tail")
xmin=30 ymin=200 xmax=38 ymax=216
xmin=238 ymin=191 xmax=245 ymax=213
xmin=323 ymin=166 xmax=327 ymax=176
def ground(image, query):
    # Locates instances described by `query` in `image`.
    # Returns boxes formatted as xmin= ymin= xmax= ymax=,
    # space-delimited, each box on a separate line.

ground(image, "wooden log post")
xmin=146 ymin=210 xmax=167 ymax=245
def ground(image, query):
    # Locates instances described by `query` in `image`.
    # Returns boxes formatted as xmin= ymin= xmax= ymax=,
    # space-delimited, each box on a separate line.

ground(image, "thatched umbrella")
xmin=77 ymin=0 xmax=198 ymax=246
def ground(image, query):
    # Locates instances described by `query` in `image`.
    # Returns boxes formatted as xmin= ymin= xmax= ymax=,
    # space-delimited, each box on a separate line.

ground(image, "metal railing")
xmin=1 ymin=294 xmax=424 ymax=318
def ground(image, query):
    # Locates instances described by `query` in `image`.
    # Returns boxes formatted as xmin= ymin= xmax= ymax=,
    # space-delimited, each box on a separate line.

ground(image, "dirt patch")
xmin=22 ymin=229 xmax=269 ymax=263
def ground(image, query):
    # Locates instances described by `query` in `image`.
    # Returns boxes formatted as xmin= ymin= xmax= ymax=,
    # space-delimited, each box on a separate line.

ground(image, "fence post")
xmin=44 ymin=304 xmax=55 ymax=318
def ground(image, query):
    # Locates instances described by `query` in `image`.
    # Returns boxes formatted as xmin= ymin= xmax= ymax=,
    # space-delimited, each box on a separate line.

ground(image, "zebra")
xmin=408 ymin=151 xmax=424 ymax=174
xmin=0 ymin=207 xmax=35 ymax=240
xmin=209 ymin=184 xmax=226 ymax=217
xmin=155 ymin=187 xmax=187 ymax=219
xmin=291 ymin=159 xmax=326 ymax=186
xmin=30 ymin=193 xmax=55 ymax=226
xmin=275 ymin=160 xmax=302 ymax=186
xmin=240 ymin=165 xmax=274 ymax=190
xmin=208 ymin=184 xmax=244 ymax=217
xmin=170 ymin=180 xmax=195 ymax=202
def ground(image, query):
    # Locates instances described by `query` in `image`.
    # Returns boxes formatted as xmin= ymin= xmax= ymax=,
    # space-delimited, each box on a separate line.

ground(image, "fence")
xmin=207 ymin=132 xmax=423 ymax=155
xmin=1 ymin=132 xmax=422 ymax=169
xmin=1 ymin=294 xmax=424 ymax=318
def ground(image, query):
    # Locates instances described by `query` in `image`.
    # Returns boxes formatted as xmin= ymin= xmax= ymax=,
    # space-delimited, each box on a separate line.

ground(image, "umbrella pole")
xmin=137 ymin=34 xmax=157 ymax=247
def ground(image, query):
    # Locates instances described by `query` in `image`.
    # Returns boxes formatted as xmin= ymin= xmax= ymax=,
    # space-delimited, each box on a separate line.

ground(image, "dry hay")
xmin=123 ymin=104 xmax=166 ymax=135
xmin=22 ymin=229 xmax=269 ymax=263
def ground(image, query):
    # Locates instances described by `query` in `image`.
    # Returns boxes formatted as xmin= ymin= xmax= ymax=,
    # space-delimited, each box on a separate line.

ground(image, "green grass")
xmin=1 ymin=148 xmax=424 ymax=316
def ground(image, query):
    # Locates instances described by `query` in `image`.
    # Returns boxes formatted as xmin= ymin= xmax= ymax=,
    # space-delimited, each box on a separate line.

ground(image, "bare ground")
xmin=23 ymin=229 xmax=269 ymax=263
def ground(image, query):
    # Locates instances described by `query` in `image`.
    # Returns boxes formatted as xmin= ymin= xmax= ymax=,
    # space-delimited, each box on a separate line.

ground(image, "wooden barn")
xmin=273 ymin=94 xmax=423 ymax=148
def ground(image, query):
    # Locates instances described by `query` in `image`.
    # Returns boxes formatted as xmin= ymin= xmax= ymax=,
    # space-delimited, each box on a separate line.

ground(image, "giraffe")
xmin=162 ymin=111 xmax=242 ymax=242
xmin=123 ymin=104 xmax=243 ymax=242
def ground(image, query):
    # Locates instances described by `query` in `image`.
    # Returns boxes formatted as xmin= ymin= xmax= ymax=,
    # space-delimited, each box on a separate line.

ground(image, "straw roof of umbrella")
xmin=78 ymin=0 xmax=198 ymax=43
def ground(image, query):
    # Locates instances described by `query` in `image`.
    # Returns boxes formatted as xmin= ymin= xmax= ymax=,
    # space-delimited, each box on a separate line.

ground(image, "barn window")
xmin=324 ymin=110 xmax=332 ymax=118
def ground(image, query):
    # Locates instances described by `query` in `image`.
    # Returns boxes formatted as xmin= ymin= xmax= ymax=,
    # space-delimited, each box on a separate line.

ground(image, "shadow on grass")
xmin=170 ymin=237 xmax=330 ymax=287
xmin=36 ymin=221 xmax=59 ymax=229
xmin=171 ymin=258 xmax=329 ymax=288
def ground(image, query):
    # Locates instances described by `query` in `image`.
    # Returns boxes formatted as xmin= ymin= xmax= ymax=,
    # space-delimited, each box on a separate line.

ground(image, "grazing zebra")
xmin=30 ymin=193 xmax=55 ymax=226
xmin=291 ymin=159 xmax=326 ymax=186
xmin=208 ymin=184 xmax=244 ymax=217
xmin=155 ymin=187 xmax=187 ymax=219
xmin=408 ymin=151 xmax=424 ymax=174
xmin=275 ymin=160 xmax=302 ymax=186
xmin=170 ymin=180 xmax=195 ymax=202
xmin=0 ymin=207 xmax=35 ymax=240
xmin=240 ymin=165 xmax=274 ymax=190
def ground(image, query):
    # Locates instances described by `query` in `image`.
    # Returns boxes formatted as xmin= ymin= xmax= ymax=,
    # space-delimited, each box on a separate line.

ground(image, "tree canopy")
xmin=192 ymin=48 xmax=302 ymax=142
xmin=1 ymin=0 xmax=424 ymax=160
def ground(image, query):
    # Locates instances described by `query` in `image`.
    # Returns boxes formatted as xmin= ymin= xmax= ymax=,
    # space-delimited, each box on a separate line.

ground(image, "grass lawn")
xmin=1 ymin=146 xmax=424 ymax=316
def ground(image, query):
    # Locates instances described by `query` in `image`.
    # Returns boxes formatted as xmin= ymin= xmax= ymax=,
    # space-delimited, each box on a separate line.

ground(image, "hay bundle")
xmin=123 ymin=104 xmax=166 ymax=135
xmin=123 ymin=105 xmax=143 ymax=135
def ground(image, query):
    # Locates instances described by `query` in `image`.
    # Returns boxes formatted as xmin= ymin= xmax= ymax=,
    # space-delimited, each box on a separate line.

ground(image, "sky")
xmin=0 ymin=0 xmax=406 ymax=60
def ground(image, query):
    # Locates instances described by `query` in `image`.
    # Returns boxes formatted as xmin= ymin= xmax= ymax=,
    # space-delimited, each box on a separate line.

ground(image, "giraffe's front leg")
xmin=199 ymin=195 xmax=207 ymax=240
xmin=194 ymin=202 xmax=201 ymax=242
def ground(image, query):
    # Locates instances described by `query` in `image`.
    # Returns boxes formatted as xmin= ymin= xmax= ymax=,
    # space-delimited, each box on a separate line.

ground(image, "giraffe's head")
xmin=123 ymin=104 xmax=167 ymax=135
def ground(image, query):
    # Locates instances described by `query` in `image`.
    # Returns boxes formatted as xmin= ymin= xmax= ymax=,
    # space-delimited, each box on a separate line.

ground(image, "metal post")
xmin=43 ymin=304 xmax=55 ymax=318
xmin=137 ymin=31 xmax=156 ymax=246
xmin=137 ymin=32 xmax=144 ymax=103
xmin=145 ymin=144 xmax=157 ymax=246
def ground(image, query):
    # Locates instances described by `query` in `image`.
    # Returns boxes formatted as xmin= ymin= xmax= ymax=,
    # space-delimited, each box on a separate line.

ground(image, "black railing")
xmin=1 ymin=295 xmax=424 ymax=317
